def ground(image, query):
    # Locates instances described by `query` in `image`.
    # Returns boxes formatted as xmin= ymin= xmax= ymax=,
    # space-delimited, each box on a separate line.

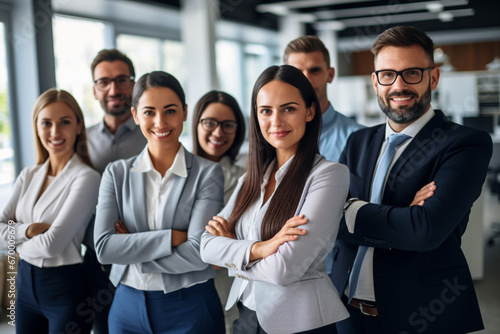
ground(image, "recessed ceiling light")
xmin=426 ymin=2 xmax=444 ymax=13
xmin=438 ymin=12 xmax=454 ymax=22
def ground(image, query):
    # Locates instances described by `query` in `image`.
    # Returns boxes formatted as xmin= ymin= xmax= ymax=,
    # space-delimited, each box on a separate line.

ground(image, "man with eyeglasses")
xmin=84 ymin=49 xmax=146 ymax=334
xmin=330 ymin=26 xmax=490 ymax=334
xmin=87 ymin=49 xmax=147 ymax=173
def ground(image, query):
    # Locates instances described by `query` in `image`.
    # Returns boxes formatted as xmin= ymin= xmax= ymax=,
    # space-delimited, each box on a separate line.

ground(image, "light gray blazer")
xmin=201 ymin=155 xmax=350 ymax=334
xmin=94 ymin=146 xmax=224 ymax=293
xmin=0 ymin=154 xmax=100 ymax=267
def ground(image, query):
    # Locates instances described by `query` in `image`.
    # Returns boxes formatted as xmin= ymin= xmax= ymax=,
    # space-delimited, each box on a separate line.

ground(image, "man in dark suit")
xmin=330 ymin=26 xmax=491 ymax=334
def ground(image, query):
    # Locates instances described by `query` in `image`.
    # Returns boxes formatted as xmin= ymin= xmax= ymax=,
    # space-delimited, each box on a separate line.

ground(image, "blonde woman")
xmin=0 ymin=89 xmax=100 ymax=334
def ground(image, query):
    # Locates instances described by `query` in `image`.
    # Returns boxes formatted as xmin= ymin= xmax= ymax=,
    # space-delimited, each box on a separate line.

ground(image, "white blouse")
xmin=0 ymin=154 xmax=100 ymax=267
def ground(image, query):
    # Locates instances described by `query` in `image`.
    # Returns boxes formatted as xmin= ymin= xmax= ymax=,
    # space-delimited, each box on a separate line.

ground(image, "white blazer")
xmin=0 ymin=154 xmax=100 ymax=267
xmin=201 ymin=155 xmax=350 ymax=334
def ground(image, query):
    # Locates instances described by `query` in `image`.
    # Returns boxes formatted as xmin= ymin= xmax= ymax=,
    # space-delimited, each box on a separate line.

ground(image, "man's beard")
xmin=102 ymin=94 xmax=132 ymax=118
xmin=378 ymin=84 xmax=431 ymax=124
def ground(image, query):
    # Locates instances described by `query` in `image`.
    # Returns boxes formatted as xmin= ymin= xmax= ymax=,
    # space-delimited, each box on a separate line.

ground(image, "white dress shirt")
xmin=235 ymin=156 xmax=294 ymax=310
xmin=345 ymin=107 xmax=435 ymax=301
xmin=0 ymin=154 xmax=100 ymax=267
xmin=121 ymin=145 xmax=187 ymax=291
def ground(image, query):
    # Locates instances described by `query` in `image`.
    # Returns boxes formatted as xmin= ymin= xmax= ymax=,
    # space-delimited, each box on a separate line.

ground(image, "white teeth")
xmin=155 ymin=130 xmax=172 ymax=137
xmin=392 ymin=97 xmax=412 ymax=101
xmin=209 ymin=139 xmax=225 ymax=145
xmin=51 ymin=140 xmax=64 ymax=145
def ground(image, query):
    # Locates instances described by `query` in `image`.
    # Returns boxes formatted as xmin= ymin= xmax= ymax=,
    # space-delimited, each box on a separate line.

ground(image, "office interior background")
xmin=0 ymin=0 xmax=499 ymax=332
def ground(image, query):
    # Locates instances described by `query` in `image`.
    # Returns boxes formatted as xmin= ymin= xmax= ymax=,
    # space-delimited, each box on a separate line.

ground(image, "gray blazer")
xmin=94 ymin=146 xmax=224 ymax=293
xmin=201 ymin=155 xmax=350 ymax=334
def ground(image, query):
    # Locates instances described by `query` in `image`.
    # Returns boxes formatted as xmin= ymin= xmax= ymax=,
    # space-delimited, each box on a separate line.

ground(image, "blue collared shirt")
xmin=321 ymin=103 xmax=363 ymax=275
xmin=319 ymin=103 xmax=364 ymax=163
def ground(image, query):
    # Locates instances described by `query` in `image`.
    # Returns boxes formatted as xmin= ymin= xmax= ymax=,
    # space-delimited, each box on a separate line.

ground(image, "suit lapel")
xmin=33 ymin=155 xmax=81 ymax=222
xmin=384 ymin=110 xmax=447 ymax=201
xmin=129 ymin=152 xmax=149 ymax=233
xmin=28 ymin=160 xmax=50 ymax=223
xmin=363 ymin=126 xmax=385 ymax=200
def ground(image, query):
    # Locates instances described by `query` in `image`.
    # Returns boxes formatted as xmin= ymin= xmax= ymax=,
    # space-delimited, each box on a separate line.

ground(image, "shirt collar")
xmin=132 ymin=144 xmax=187 ymax=177
xmin=262 ymin=154 xmax=295 ymax=186
xmin=385 ymin=106 xmax=435 ymax=139
xmin=322 ymin=103 xmax=336 ymax=124
xmin=99 ymin=114 xmax=137 ymax=134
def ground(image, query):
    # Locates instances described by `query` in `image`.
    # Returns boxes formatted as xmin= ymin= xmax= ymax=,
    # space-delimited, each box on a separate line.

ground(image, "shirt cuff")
xmin=345 ymin=200 xmax=368 ymax=233
xmin=16 ymin=223 xmax=31 ymax=243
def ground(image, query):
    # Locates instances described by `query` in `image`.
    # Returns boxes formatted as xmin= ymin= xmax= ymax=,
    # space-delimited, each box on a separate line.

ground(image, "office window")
xmin=53 ymin=15 xmax=106 ymax=126
xmin=0 ymin=22 xmax=15 ymax=206
xmin=216 ymin=40 xmax=245 ymax=113
xmin=117 ymin=34 xmax=185 ymax=86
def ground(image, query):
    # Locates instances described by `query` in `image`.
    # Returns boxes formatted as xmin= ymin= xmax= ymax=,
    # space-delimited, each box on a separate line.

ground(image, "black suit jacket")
xmin=330 ymin=110 xmax=491 ymax=333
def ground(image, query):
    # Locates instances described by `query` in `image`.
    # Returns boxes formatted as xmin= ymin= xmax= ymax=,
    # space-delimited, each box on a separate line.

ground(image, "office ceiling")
xmin=138 ymin=0 xmax=500 ymax=39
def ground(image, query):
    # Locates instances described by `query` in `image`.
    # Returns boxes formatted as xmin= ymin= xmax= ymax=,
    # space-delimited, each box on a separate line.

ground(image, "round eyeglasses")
xmin=374 ymin=67 xmax=434 ymax=86
xmin=94 ymin=75 xmax=135 ymax=91
xmin=199 ymin=118 xmax=238 ymax=134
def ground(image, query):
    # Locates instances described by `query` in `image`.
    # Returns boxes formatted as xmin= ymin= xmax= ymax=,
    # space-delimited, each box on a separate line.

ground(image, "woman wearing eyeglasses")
xmin=191 ymin=91 xmax=246 ymax=333
xmin=192 ymin=90 xmax=246 ymax=204
xmin=94 ymin=71 xmax=225 ymax=333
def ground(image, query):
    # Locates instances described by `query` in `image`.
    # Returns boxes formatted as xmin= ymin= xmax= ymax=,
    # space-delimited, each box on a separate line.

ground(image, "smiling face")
xmin=285 ymin=51 xmax=334 ymax=113
xmin=372 ymin=44 xmax=440 ymax=132
xmin=131 ymin=86 xmax=187 ymax=153
xmin=93 ymin=60 xmax=134 ymax=117
xmin=197 ymin=102 xmax=237 ymax=162
xmin=36 ymin=101 xmax=82 ymax=160
xmin=256 ymin=80 xmax=314 ymax=163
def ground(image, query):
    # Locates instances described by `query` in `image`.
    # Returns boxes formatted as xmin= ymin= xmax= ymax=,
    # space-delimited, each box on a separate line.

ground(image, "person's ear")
xmin=306 ymin=104 xmax=315 ymax=122
xmin=327 ymin=67 xmax=335 ymax=83
xmin=183 ymin=105 xmax=188 ymax=122
xmin=131 ymin=107 xmax=139 ymax=125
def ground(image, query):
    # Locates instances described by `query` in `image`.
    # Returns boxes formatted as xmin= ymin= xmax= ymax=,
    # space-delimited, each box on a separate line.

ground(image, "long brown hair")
xmin=227 ymin=65 xmax=321 ymax=241
xmin=32 ymin=89 xmax=93 ymax=167
xmin=192 ymin=90 xmax=246 ymax=162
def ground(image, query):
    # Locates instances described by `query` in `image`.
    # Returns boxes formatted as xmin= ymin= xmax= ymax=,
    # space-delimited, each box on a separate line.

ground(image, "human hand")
xmin=250 ymin=214 xmax=308 ymax=261
xmin=205 ymin=216 xmax=236 ymax=239
xmin=26 ymin=223 xmax=51 ymax=238
xmin=410 ymin=181 xmax=437 ymax=206
xmin=115 ymin=220 xmax=129 ymax=234
xmin=172 ymin=230 xmax=188 ymax=247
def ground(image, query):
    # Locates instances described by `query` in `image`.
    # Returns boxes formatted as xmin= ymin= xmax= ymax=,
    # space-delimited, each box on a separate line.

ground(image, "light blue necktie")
xmin=347 ymin=133 xmax=411 ymax=302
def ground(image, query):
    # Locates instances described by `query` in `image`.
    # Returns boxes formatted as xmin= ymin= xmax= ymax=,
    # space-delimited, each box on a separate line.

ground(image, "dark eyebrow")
xmin=142 ymin=104 xmax=178 ymax=110
xmin=258 ymin=102 xmax=299 ymax=109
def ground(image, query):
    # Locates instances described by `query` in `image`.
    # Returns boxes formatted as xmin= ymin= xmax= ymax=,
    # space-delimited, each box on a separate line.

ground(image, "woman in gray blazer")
xmin=94 ymin=71 xmax=225 ymax=334
xmin=0 ymin=89 xmax=100 ymax=334
xmin=201 ymin=65 xmax=350 ymax=334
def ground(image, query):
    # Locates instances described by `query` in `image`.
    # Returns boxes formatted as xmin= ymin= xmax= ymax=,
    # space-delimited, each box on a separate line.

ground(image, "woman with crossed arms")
xmin=93 ymin=71 xmax=225 ymax=333
xmin=201 ymin=65 xmax=350 ymax=334
xmin=0 ymin=89 xmax=99 ymax=333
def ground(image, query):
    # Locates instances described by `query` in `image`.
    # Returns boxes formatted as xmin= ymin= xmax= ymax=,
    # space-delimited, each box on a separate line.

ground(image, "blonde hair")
xmin=32 ymin=89 xmax=93 ymax=167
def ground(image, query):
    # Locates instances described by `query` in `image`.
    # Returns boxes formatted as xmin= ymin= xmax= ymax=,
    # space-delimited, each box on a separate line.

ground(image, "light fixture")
xmin=438 ymin=12 xmax=454 ymax=22
xmin=426 ymin=2 xmax=444 ymax=13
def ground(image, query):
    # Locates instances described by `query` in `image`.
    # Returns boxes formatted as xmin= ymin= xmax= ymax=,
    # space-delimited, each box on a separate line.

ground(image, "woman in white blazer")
xmin=0 ymin=89 xmax=100 ymax=334
xmin=201 ymin=65 xmax=350 ymax=334
xmin=94 ymin=71 xmax=225 ymax=334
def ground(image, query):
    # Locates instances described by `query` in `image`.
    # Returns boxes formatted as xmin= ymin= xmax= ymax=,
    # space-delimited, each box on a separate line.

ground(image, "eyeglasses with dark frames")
xmin=94 ymin=75 xmax=135 ymax=91
xmin=199 ymin=118 xmax=238 ymax=134
xmin=374 ymin=67 xmax=434 ymax=86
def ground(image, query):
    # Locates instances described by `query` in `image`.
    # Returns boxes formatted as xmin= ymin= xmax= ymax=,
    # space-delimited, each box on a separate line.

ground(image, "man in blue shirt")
xmin=284 ymin=36 xmax=363 ymax=163
xmin=284 ymin=36 xmax=363 ymax=275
